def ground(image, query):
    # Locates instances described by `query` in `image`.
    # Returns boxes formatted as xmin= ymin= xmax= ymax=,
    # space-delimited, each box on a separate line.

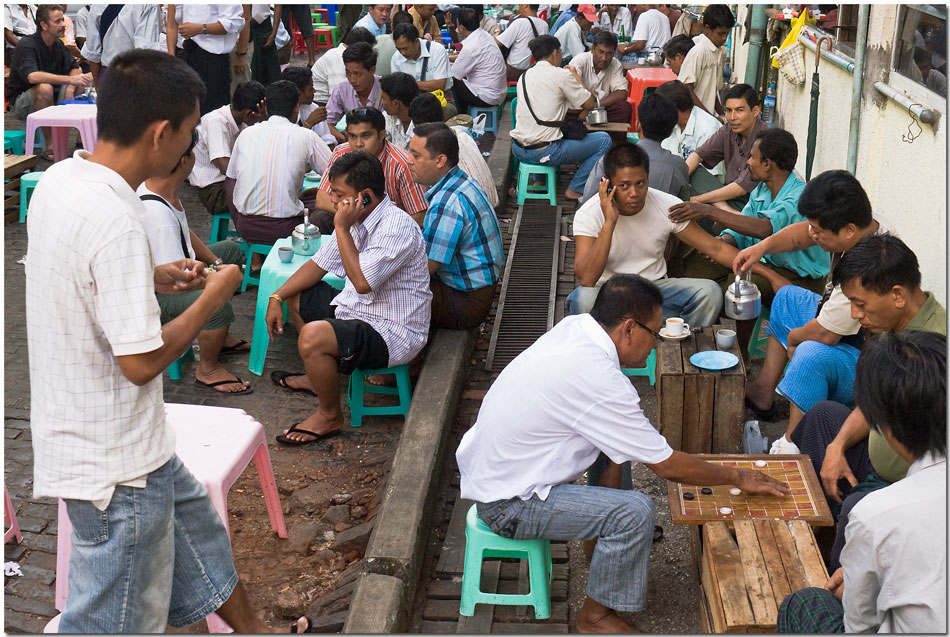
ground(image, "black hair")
xmin=344 ymin=26 xmax=377 ymax=47
xmin=170 ymin=128 xmax=199 ymax=175
xmin=346 ymin=105 xmax=386 ymax=132
xmin=35 ymin=4 xmax=60 ymax=28
xmin=342 ymin=41 xmax=378 ymax=70
xmin=279 ymin=66 xmax=312 ymax=93
xmin=591 ymin=30 xmax=618 ymax=50
xmin=854 ymin=330 xmax=946 ymax=460
xmin=831 ymin=233 xmax=922 ymax=294
xmin=702 ymin=4 xmax=734 ymax=30
xmin=914 ymin=46 xmax=932 ymax=65
xmin=264 ymin=80 xmax=300 ymax=120
xmin=590 ymin=274 xmax=664 ymax=328
xmin=413 ymin=122 xmax=459 ymax=167
xmin=97 ymin=49 xmax=206 ymax=148
xmin=380 ymin=72 xmax=420 ymax=108
xmin=654 ymin=80 xmax=693 ymax=113
xmin=231 ymin=80 xmax=266 ymax=113
xmin=637 ymin=93 xmax=678 ymax=141
xmin=392 ymin=23 xmax=420 ymax=42
xmin=603 ymin=142 xmax=650 ymax=179
xmin=723 ymin=83 xmax=759 ymax=108
xmin=798 ymin=170 xmax=873 ymax=232
xmin=391 ymin=10 xmax=414 ymax=27
xmin=529 ymin=34 xmax=561 ymax=60
xmin=754 ymin=127 xmax=797 ymax=172
xmin=409 ymin=92 xmax=445 ymax=125
xmin=457 ymin=7 xmax=480 ymax=31
xmin=528 ymin=4 xmax=540 ymax=11
xmin=662 ymin=34 xmax=695 ymax=59
xmin=327 ymin=150 xmax=386 ymax=198
xmin=460 ymin=4 xmax=485 ymax=17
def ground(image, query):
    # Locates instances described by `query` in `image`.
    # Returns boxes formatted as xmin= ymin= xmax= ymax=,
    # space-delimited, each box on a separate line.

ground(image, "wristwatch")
xmin=213 ymin=258 xmax=224 ymax=267
xmin=202 ymin=23 xmax=208 ymax=35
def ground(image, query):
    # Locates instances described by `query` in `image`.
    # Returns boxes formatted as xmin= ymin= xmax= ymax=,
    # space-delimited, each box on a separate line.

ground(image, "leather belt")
xmin=512 ymin=138 xmax=550 ymax=151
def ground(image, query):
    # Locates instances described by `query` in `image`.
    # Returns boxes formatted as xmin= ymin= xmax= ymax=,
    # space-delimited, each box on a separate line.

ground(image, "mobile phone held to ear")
xmin=361 ymin=193 xmax=371 ymax=207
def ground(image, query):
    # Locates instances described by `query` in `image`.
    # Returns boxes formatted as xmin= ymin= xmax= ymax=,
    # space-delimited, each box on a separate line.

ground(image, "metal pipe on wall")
xmin=743 ymin=5 xmax=770 ymax=89
xmin=846 ymin=4 xmax=870 ymax=174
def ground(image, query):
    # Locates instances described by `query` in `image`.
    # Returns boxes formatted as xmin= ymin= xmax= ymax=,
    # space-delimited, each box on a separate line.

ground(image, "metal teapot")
xmin=724 ymin=272 xmax=761 ymax=321
xmin=291 ymin=209 xmax=321 ymax=256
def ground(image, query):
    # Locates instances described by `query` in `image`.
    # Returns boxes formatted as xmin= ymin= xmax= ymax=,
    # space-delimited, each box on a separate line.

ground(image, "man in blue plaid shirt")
xmin=408 ymin=122 xmax=505 ymax=329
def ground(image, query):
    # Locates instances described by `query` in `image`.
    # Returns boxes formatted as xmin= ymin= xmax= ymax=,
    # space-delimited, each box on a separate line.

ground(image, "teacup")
xmin=278 ymin=247 xmax=294 ymax=263
xmin=665 ymin=317 xmax=689 ymax=337
xmin=715 ymin=329 xmax=737 ymax=349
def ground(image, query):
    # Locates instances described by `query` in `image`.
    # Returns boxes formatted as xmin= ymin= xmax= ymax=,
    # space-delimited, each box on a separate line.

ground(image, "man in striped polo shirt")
xmin=407 ymin=122 xmax=505 ymax=330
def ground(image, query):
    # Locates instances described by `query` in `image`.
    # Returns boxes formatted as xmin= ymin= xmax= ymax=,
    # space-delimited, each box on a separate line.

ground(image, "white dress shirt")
xmin=391 ymin=39 xmax=453 ymax=90
xmin=26 ymin=151 xmax=174 ymax=506
xmin=313 ymin=196 xmax=432 ymax=366
xmin=451 ymin=27 xmax=506 ymax=105
xmin=661 ymin=105 xmax=724 ymax=177
xmin=597 ymin=7 xmax=632 ymax=37
xmin=457 ymin=313 xmax=673 ymax=503
xmin=189 ymin=104 xmax=242 ymax=189
xmin=81 ymin=5 xmax=163 ymax=66
xmin=226 ymin=115 xmax=331 ymax=218
xmin=569 ymin=51 xmax=627 ymax=101
xmin=496 ymin=15 xmax=548 ymax=70
xmin=512 ymin=60 xmax=593 ymax=145
xmin=556 ymin=17 xmax=586 ymax=60
xmin=842 ymin=453 xmax=947 ymax=633
xmin=311 ymin=43 xmax=347 ymax=104
xmin=385 ymin=113 xmax=414 ymax=151
xmin=179 ymin=4 xmax=245 ymax=55
xmin=632 ymin=8 xmax=671 ymax=52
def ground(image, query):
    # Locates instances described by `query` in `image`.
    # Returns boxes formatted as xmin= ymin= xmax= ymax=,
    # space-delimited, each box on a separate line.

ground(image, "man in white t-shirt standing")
xmin=24 ymin=49 xmax=271 ymax=634
xmin=458 ymin=274 xmax=788 ymax=633
xmin=494 ymin=4 xmax=548 ymax=81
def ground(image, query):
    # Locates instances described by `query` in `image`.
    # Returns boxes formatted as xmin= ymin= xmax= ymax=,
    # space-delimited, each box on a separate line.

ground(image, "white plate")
xmin=659 ymin=327 xmax=690 ymax=341
xmin=689 ymin=350 xmax=740 ymax=371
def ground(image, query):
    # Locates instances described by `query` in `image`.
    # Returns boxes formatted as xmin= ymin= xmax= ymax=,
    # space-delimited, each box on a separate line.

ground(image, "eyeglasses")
xmin=634 ymin=319 xmax=663 ymax=340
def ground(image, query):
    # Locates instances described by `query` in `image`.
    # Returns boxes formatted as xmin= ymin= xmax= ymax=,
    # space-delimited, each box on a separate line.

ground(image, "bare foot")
xmin=281 ymin=409 xmax=343 ymax=443
xmin=195 ymin=366 xmax=251 ymax=393
xmin=366 ymin=373 xmax=396 ymax=387
xmin=565 ymin=188 xmax=584 ymax=200
xmin=577 ymin=597 xmax=638 ymax=634
xmin=745 ymin=381 xmax=773 ymax=411
xmin=221 ymin=335 xmax=251 ymax=353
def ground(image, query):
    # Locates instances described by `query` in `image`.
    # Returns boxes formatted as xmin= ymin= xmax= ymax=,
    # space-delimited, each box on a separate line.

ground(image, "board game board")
xmin=666 ymin=454 xmax=834 ymax=526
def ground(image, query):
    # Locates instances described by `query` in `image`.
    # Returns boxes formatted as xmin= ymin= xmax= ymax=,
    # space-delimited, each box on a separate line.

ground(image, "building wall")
xmin=733 ymin=5 xmax=947 ymax=303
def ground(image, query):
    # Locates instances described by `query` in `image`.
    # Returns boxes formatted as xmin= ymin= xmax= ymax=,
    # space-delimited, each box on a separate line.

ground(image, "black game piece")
xmin=683 ymin=492 xmax=695 ymax=500
xmin=701 ymin=488 xmax=713 ymax=495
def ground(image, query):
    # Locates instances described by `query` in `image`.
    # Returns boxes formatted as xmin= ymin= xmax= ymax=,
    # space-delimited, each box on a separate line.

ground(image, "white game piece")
xmin=755 ymin=460 xmax=767 ymax=468
xmin=729 ymin=487 xmax=742 ymax=496
xmin=719 ymin=507 xmax=732 ymax=515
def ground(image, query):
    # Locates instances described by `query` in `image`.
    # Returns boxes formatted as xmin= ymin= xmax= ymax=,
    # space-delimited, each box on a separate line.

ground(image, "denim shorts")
xmin=59 ymin=455 xmax=238 ymax=632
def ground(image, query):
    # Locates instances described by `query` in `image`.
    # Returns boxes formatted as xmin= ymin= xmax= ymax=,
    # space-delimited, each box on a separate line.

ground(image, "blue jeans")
xmin=59 ymin=455 xmax=238 ymax=632
xmin=766 ymin=286 xmax=860 ymax=412
xmin=566 ymin=277 xmax=723 ymax=327
xmin=476 ymin=483 xmax=656 ymax=612
xmin=512 ymin=132 xmax=612 ymax=193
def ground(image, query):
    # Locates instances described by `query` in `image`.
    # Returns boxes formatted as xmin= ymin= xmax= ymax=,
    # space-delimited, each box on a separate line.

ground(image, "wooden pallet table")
xmin=4 ymin=153 xmax=37 ymax=223
xmin=656 ymin=319 xmax=746 ymax=454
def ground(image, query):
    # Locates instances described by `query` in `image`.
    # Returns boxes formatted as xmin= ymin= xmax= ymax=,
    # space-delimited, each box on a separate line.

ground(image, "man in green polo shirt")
xmin=787 ymin=233 xmax=945 ymax=571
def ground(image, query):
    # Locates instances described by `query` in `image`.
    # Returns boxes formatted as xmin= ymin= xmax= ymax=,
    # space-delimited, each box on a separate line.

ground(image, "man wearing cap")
xmin=556 ymin=4 xmax=597 ymax=62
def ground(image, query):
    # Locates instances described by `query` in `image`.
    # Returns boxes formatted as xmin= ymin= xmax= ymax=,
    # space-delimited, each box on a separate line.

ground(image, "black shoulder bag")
xmin=140 ymin=194 xmax=191 ymax=260
xmin=519 ymin=71 xmax=589 ymax=141
xmin=498 ymin=15 xmax=540 ymax=60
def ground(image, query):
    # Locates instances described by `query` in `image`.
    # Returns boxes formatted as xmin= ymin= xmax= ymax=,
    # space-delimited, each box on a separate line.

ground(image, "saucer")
xmin=659 ymin=327 xmax=690 ymax=341
xmin=689 ymin=351 xmax=740 ymax=371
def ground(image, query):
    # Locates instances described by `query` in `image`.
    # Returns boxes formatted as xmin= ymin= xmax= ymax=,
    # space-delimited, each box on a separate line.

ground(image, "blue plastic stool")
xmin=468 ymin=106 xmax=499 ymax=135
xmin=4 ymin=130 xmax=25 ymax=154
xmin=20 ymin=171 xmax=45 ymax=223
xmin=168 ymin=347 xmax=196 ymax=381
xmin=748 ymin=307 xmax=770 ymax=360
xmin=241 ymin=242 xmax=273 ymax=291
xmin=209 ymin=211 xmax=240 ymax=244
xmin=347 ymin=364 xmax=412 ymax=427
xmin=459 ymin=504 xmax=552 ymax=619
xmin=622 ymin=349 xmax=656 ymax=386
xmin=516 ymin=162 xmax=558 ymax=205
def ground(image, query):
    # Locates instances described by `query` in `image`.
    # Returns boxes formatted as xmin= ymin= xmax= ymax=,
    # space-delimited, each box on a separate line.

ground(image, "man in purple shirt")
xmin=326 ymin=42 xmax=382 ymax=144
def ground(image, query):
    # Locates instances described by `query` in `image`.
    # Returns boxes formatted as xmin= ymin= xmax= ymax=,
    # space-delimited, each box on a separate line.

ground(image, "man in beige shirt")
xmin=409 ymin=4 xmax=441 ymax=40
xmin=677 ymin=4 xmax=732 ymax=116
xmin=567 ymin=30 xmax=631 ymax=130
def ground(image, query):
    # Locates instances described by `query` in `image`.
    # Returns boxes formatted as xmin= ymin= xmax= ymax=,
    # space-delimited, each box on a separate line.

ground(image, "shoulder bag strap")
xmin=139 ymin=194 xmax=190 ymax=259
xmin=528 ymin=16 xmax=539 ymax=38
xmin=519 ymin=71 xmax=563 ymax=129
xmin=420 ymin=39 xmax=430 ymax=81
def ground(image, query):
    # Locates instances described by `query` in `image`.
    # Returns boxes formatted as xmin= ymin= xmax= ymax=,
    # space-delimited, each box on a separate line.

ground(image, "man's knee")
xmin=593 ymin=132 xmax=612 ymax=154
xmin=32 ymin=82 xmax=55 ymax=104
xmin=566 ymin=285 xmax=600 ymax=315
xmin=297 ymin=321 xmax=337 ymax=358
xmin=613 ymin=491 xmax=656 ymax=536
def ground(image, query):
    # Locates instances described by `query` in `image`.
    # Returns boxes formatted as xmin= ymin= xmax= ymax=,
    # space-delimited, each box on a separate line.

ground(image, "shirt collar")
xmin=906 ymin=292 xmax=941 ymax=331
xmin=359 ymin=195 xmax=394 ymax=234
xmin=70 ymin=150 xmax=140 ymax=202
xmin=578 ymin=314 xmax=621 ymax=369
xmin=751 ymin=172 xmax=801 ymax=204
xmin=906 ymin=450 xmax=946 ymax=477
xmin=697 ymin=33 xmax=718 ymax=52
xmin=733 ymin=117 xmax=767 ymax=154
xmin=267 ymin=115 xmax=293 ymax=126
xmin=425 ymin=165 xmax=462 ymax=202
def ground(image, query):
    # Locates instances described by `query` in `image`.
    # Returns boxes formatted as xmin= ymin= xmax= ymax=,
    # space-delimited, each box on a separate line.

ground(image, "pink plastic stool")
xmin=24 ymin=104 xmax=98 ymax=162
xmin=54 ymin=403 xmax=286 ymax=633
xmin=4 ymin=484 xmax=23 ymax=544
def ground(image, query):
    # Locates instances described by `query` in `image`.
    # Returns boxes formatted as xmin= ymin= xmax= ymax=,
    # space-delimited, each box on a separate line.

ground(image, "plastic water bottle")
xmin=762 ymin=82 xmax=777 ymax=125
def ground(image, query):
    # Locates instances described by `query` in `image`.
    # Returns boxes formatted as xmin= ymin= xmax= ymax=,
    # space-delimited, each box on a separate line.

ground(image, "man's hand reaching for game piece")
xmin=820 ymin=444 xmax=858 ymax=503
xmin=733 ymin=468 xmax=791 ymax=497
xmin=824 ymin=567 xmax=844 ymax=600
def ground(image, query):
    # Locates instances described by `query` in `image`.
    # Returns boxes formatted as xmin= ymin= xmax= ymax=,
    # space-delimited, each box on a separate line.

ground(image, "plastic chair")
xmin=240 ymin=242 xmax=273 ymax=291
xmin=4 ymin=484 xmax=23 ymax=544
xmin=313 ymin=7 xmax=329 ymax=23
xmin=748 ymin=307 xmax=771 ymax=360
xmin=313 ymin=26 xmax=337 ymax=50
xmin=459 ymin=504 xmax=552 ymax=619
xmin=468 ymin=106 xmax=499 ymax=135
xmin=167 ymin=346 xmax=195 ymax=381
xmin=19 ymin=170 xmax=45 ymax=223
xmin=54 ymin=404 xmax=287 ymax=632
xmin=517 ymin=162 xmax=558 ymax=205
xmin=622 ymin=348 xmax=656 ymax=386
xmin=209 ymin=211 xmax=240 ymax=244
xmin=3 ymin=138 xmax=11 ymax=153
xmin=24 ymin=103 xmax=98 ymax=162
xmin=4 ymin=130 xmax=25 ymax=154
xmin=347 ymin=364 xmax=412 ymax=427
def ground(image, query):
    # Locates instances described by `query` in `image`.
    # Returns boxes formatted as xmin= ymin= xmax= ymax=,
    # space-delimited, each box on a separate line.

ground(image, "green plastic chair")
xmin=209 ymin=211 xmax=240 ymax=244
xmin=459 ymin=504 xmax=552 ymax=619
xmin=622 ymin=349 xmax=656 ymax=385
xmin=20 ymin=170 xmax=45 ymax=223
xmin=347 ymin=364 xmax=412 ymax=427
xmin=167 ymin=347 xmax=195 ymax=381
xmin=4 ymin=130 xmax=25 ymax=154
xmin=748 ymin=307 xmax=771 ymax=360
xmin=241 ymin=242 xmax=273 ymax=291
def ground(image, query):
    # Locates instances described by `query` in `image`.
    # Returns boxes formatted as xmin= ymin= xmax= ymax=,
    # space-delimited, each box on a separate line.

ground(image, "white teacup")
xmin=715 ymin=329 xmax=737 ymax=349
xmin=278 ymin=247 xmax=294 ymax=263
xmin=665 ymin=317 xmax=689 ymax=337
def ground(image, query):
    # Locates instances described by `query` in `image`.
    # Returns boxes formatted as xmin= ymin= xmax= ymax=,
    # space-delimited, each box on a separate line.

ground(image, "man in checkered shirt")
xmin=24 ymin=49 xmax=272 ymax=633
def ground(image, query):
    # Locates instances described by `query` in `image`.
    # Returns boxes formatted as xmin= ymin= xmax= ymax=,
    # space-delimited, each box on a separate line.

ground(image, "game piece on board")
xmin=755 ymin=460 xmax=767 ymax=467
xmin=719 ymin=507 xmax=732 ymax=514
xmin=701 ymin=488 xmax=712 ymax=495
xmin=729 ymin=487 xmax=742 ymax=495
xmin=683 ymin=492 xmax=695 ymax=500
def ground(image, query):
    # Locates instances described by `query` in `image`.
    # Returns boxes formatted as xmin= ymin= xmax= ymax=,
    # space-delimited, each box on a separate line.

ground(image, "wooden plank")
xmin=550 ymin=543 xmax=568 ymax=562
xmin=734 ymin=520 xmax=778 ymax=626
xmin=688 ymin=524 xmax=703 ymax=577
xmin=501 ymin=562 xmax=568 ymax=581
xmin=656 ymin=338 xmax=684 ymax=449
xmin=4 ymin=154 xmax=36 ymax=179
xmin=713 ymin=319 xmax=746 ymax=453
xmin=421 ymin=621 xmax=460 ymax=633
xmin=494 ymin=602 xmax=568 ymax=623
xmin=490 ymin=622 xmax=569 ymax=633
xmin=681 ymin=333 xmax=716 ymax=453
xmin=457 ymin=560 xmax=500 ymax=633
xmin=515 ymin=560 xmax=529 ymax=618
xmin=702 ymin=528 xmax=728 ymax=633
xmin=788 ymin=520 xmax=830 ymax=588
xmin=697 ymin=576 xmax=714 ymax=634
xmin=705 ymin=522 xmax=756 ymax=630
xmin=427 ymin=577 xmax=568 ymax=602
xmin=436 ymin=498 xmax=475 ymax=575
xmin=769 ymin=521 xmax=808 ymax=595
xmin=753 ymin=520 xmax=791 ymax=606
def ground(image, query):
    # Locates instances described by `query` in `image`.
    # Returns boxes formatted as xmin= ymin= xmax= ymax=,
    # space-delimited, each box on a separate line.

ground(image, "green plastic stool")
xmin=4 ymin=139 xmax=12 ymax=153
xmin=622 ymin=349 xmax=656 ymax=386
xmin=347 ymin=364 xmax=412 ymax=427
xmin=459 ymin=504 xmax=552 ymax=619
xmin=167 ymin=347 xmax=195 ymax=381
xmin=20 ymin=171 xmax=45 ymax=223
xmin=209 ymin=211 xmax=240 ymax=244
xmin=4 ymin=130 xmax=25 ymax=154
xmin=748 ymin=307 xmax=770 ymax=360
xmin=241 ymin=242 xmax=273 ymax=291
xmin=517 ymin=162 xmax=558 ymax=205
xmin=626 ymin=132 xmax=639 ymax=144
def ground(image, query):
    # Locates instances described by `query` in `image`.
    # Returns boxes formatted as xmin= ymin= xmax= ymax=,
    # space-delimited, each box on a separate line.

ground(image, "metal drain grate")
xmin=485 ymin=203 xmax=561 ymax=372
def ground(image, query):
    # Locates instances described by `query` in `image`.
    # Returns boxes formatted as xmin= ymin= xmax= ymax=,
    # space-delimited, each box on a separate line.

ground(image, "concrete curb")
xmin=343 ymin=103 xmax=514 ymax=634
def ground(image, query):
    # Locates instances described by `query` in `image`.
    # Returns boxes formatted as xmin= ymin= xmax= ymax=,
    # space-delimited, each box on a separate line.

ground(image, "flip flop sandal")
xmin=276 ymin=423 xmax=341 ymax=447
xmin=219 ymin=339 xmax=251 ymax=356
xmin=271 ymin=370 xmax=318 ymax=397
xmin=290 ymin=616 xmax=313 ymax=632
xmin=745 ymin=396 xmax=778 ymax=421
xmin=194 ymin=377 xmax=253 ymax=394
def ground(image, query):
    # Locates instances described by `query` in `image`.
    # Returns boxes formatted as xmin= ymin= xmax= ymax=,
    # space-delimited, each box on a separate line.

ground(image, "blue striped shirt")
xmin=423 ymin=166 xmax=504 ymax=292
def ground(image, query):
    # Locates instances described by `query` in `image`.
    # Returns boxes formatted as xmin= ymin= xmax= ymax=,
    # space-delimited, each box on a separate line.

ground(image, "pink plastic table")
xmin=24 ymin=104 xmax=98 ymax=162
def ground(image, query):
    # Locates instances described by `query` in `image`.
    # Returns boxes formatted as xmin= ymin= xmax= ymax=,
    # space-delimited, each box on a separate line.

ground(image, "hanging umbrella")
xmin=806 ymin=36 xmax=833 ymax=180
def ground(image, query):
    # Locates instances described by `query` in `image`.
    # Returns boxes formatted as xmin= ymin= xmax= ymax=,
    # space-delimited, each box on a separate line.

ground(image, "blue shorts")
xmin=59 ymin=455 xmax=238 ymax=632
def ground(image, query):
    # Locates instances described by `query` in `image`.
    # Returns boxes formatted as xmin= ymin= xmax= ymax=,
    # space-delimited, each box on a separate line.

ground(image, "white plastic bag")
xmin=470 ymin=113 xmax=487 ymax=139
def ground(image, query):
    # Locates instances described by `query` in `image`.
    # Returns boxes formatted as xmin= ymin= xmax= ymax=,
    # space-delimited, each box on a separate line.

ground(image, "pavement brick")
xmin=4 ymin=608 xmax=48 ymax=634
